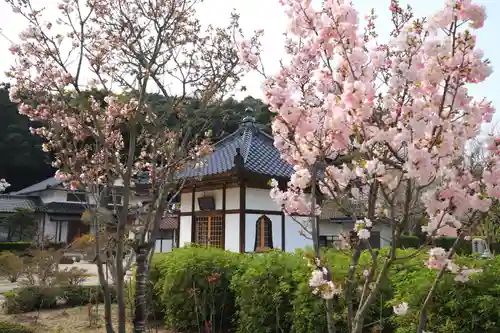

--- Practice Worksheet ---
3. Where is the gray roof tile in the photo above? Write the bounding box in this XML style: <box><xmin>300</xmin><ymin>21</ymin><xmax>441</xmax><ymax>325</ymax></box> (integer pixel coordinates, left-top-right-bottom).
<box><xmin>13</xmin><ymin>177</ymin><xmax>61</xmax><ymax>195</ymax></box>
<box><xmin>178</xmin><ymin>120</ymin><xmax>294</xmax><ymax>179</ymax></box>
<box><xmin>0</xmin><ymin>195</ymin><xmax>40</xmax><ymax>212</ymax></box>
<box><xmin>39</xmin><ymin>202</ymin><xmax>88</xmax><ymax>214</ymax></box>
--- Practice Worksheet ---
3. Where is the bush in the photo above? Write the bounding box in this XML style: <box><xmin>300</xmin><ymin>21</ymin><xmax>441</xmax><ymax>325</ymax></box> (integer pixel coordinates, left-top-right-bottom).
<box><xmin>0</xmin><ymin>321</ymin><xmax>35</xmax><ymax>333</ymax></box>
<box><xmin>147</xmin><ymin>247</ymin><xmax>500</xmax><ymax>333</ymax></box>
<box><xmin>3</xmin><ymin>286</ymin><xmax>60</xmax><ymax>313</ymax></box>
<box><xmin>231</xmin><ymin>251</ymin><xmax>305</xmax><ymax>333</ymax></box>
<box><xmin>0</xmin><ymin>241</ymin><xmax>31</xmax><ymax>252</ymax></box>
<box><xmin>156</xmin><ymin>246</ymin><xmax>241</xmax><ymax>333</ymax></box>
<box><xmin>0</xmin><ymin>251</ymin><xmax>24</xmax><ymax>282</ymax></box>
<box><xmin>391</xmin><ymin>256</ymin><xmax>500</xmax><ymax>333</ymax></box>
<box><xmin>3</xmin><ymin>285</ymin><xmax>117</xmax><ymax>313</ymax></box>
<box><xmin>399</xmin><ymin>236</ymin><xmax>421</xmax><ymax>249</ymax></box>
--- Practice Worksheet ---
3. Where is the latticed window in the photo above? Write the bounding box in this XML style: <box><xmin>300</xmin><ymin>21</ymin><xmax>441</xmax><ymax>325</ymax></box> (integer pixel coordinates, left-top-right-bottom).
<box><xmin>254</xmin><ymin>216</ymin><xmax>273</xmax><ymax>252</ymax></box>
<box><xmin>194</xmin><ymin>215</ymin><xmax>224</xmax><ymax>248</ymax></box>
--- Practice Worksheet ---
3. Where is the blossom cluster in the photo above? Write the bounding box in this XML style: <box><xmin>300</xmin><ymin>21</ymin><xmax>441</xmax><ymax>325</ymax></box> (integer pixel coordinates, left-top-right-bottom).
<box><xmin>425</xmin><ymin>247</ymin><xmax>482</xmax><ymax>282</ymax></box>
<box><xmin>0</xmin><ymin>179</ymin><xmax>10</xmax><ymax>192</ymax></box>
<box><xmin>244</xmin><ymin>0</ymin><xmax>497</xmax><ymax>244</ymax></box>
<box><xmin>307</xmin><ymin>258</ymin><xmax>342</xmax><ymax>300</ymax></box>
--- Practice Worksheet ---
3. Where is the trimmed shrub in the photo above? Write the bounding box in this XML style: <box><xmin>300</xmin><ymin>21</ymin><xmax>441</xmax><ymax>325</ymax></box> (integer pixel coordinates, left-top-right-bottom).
<box><xmin>0</xmin><ymin>241</ymin><xmax>31</xmax><ymax>252</ymax></box>
<box><xmin>3</xmin><ymin>286</ymin><xmax>60</xmax><ymax>313</ymax></box>
<box><xmin>230</xmin><ymin>250</ymin><xmax>306</xmax><ymax>333</ymax></box>
<box><xmin>156</xmin><ymin>246</ymin><xmax>241</xmax><ymax>333</ymax></box>
<box><xmin>3</xmin><ymin>285</ymin><xmax>117</xmax><ymax>313</ymax></box>
<box><xmin>0</xmin><ymin>321</ymin><xmax>35</xmax><ymax>333</ymax></box>
<box><xmin>0</xmin><ymin>251</ymin><xmax>24</xmax><ymax>282</ymax></box>
<box><xmin>391</xmin><ymin>255</ymin><xmax>500</xmax><ymax>333</ymax></box>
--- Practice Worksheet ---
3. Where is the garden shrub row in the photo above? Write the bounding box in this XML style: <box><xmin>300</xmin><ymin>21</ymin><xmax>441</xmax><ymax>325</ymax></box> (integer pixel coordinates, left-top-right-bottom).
<box><xmin>399</xmin><ymin>235</ymin><xmax>500</xmax><ymax>254</ymax></box>
<box><xmin>0</xmin><ymin>321</ymin><xmax>35</xmax><ymax>333</ymax></box>
<box><xmin>149</xmin><ymin>246</ymin><xmax>500</xmax><ymax>333</ymax></box>
<box><xmin>3</xmin><ymin>285</ymin><xmax>117</xmax><ymax>314</ymax></box>
<box><xmin>0</xmin><ymin>241</ymin><xmax>65</xmax><ymax>253</ymax></box>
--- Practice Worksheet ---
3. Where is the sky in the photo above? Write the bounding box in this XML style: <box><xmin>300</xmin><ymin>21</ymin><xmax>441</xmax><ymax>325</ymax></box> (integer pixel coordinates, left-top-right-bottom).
<box><xmin>0</xmin><ymin>0</ymin><xmax>499</xmax><ymax>129</ymax></box>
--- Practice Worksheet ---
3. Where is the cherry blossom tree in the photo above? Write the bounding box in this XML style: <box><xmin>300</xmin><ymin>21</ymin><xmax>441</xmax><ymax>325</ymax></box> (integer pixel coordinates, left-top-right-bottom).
<box><xmin>0</xmin><ymin>179</ymin><xmax>10</xmax><ymax>192</ymax></box>
<box><xmin>4</xmin><ymin>0</ymin><xmax>253</xmax><ymax>332</ymax></box>
<box><xmin>240</xmin><ymin>0</ymin><xmax>498</xmax><ymax>332</ymax></box>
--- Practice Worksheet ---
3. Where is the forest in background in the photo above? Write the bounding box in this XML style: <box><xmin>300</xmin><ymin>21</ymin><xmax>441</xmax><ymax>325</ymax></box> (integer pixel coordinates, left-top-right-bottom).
<box><xmin>0</xmin><ymin>84</ymin><xmax>273</xmax><ymax>191</ymax></box>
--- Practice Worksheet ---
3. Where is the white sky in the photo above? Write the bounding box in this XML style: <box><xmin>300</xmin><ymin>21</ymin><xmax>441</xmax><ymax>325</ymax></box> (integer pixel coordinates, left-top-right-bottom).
<box><xmin>0</xmin><ymin>0</ymin><xmax>499</xmax><ymax>127</ymax></box>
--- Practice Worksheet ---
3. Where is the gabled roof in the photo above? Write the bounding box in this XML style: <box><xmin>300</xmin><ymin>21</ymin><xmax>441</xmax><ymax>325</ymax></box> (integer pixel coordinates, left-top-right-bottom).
<box><xmin>178</xmin><ymin>118</ymin><xmax>294</xmax><ymax>179</ymax></box>
<box><xmin>13</xmin><ymin>177</ymin><xmax>62</xmax><ymax>195</ymax></box>
<box><xmin>0</xmin><ymin>195</ymin><xmax>41</xmax><ymax>213</ymax></box>
<box><xmin>38</xmin><ymin>202</ymin><xmax>88</xmax><ymax>214</ymax></box>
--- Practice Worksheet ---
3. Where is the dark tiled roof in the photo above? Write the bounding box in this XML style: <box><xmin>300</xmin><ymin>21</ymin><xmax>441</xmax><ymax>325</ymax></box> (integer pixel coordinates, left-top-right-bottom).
<box><xmin>13</xmin><ymin>177</ymin><xmax>62</xmax><ymax>195</ymax></box>
<box><xmin>159</xmin><ymin>214</ymin><xmax>179</xmax><ymax>230</ymax></box>
<box><xmin>178</xmin><ymin>119</ymin><xmax>294</xmax><ymax>179</ymax></box>
<box><xmin>0</xmin><ymin>195</ymin><xmax>41</xmax><ymax>213</ymax></box>
<box><xmin>39</xmin><ymin>202</ymin><xmax>88</xmax><ymax>214</ymax></box>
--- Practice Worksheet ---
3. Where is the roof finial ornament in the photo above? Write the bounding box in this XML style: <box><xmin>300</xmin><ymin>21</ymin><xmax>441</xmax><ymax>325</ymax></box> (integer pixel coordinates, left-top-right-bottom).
<box><xmin>241</xmin><ymin>106</ymin><xmax>256</xmax><ymax>125</ymax></box>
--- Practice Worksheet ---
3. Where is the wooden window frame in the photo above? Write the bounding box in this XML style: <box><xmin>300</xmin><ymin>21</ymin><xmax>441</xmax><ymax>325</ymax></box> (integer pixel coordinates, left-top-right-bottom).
<box><xmin>254</xmin><ymin>215</ymin><xmax>273</xmax><ymax>252</ymax></box>
<box><xmin>194</xmin><ymin>214</ymin><xmax>224</xmax><ymax>249</ymax></box>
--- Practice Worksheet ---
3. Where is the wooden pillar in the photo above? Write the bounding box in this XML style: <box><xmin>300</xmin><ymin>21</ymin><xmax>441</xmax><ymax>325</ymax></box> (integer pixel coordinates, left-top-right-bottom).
<box><xmin>222</xmin><ymin>182</ymin><xmax>226</xmax><ymax>250</ymax></box>
<box><xmin>190</xmin><ymin>185</ymin><xmax>196</xmax><ymax>243</ymax></box>
<box><xmin>239</xmin><ymin>181</ymin><xmax>246</xmax><ymax>253</ymax></box>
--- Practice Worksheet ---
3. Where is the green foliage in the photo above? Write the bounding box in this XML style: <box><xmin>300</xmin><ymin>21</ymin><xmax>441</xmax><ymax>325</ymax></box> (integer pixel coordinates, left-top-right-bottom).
<box><xmin>3</xmin><ymin>285</ymin><xmax>117</xmax><ymax>313</ymax></box>
<box><xmin>0</xmin><ymin>241</ymin><xmax>31</xmax><ymax>252</ymax></box>
<box><xmin>0</xmin><ymin>320</ymin><xmax>35</xmax><ymax>333</ymax></box>
<box><xmin>0</xmin><ymin>208</ymin><xmax>37</xmax><ymax>242</ymax></box>
<box><xmin>154</xmin><ymin>246</ymin><xmax>240</xmax><ymax>333</ymax></box>
<box><xmin>146</xmin><ymin>248</ymin><xmax>499</xmax><ymax>333</ymax></box>
<box><xmin>399</xmin><ymin>236</ymin><xmax>421</xmax><ymax>249</ymax></box>
<box><xmin>391</xmin><ymin>256</ymin><xmax>500</xmax><ymax>333</ymax></box>
<box><xmin>3</xmin><ymin>286</ymin><xmax>60</xmax><ymax>313</ymax></box>
<box><xmin>0</xmin><ymin>83</ymin><xmax>55</xmax><ymax>191</ymax></box>
<box><xmin>230</xmin><ymin>250</ymin><xmax>304</xmax><ymax>333</ymax></box>
<box><xmin>0</xmin><ymin>251</ymin><xmax>24</xmax><ymax>282</ymax></box>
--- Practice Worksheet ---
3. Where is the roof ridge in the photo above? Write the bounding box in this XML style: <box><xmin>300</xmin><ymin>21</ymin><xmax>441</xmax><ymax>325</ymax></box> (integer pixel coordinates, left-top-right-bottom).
<box><xmin>213</xmin><ymin>127</ymin><xmax>244</xmax><ymax>147</ymax></box>
<box><xmin>241</xmin><ymin>127</ymin><xmax>254</xmax><ymax>163</ymax></box>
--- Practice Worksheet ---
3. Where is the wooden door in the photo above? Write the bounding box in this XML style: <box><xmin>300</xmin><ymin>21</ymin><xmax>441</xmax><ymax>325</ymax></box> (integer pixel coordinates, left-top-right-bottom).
<box><xmin>194</xmin><ymin>215</ymin><xmax>223</xmax><ymax>248</ymax></box>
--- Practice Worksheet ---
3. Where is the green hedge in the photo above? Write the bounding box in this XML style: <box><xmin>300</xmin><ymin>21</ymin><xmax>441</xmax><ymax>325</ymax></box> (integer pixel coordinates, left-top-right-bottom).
<box><xmin>154</xmin><ymin>246</ymin><xmax>240</xmax><ymax>333</ymax></box>
<box><xmin>3</xmin><ymin>285</ymin><xmax>117</xmax><ymax>314</ymax></box>
<box><xmin>391</xmin><ymin>256</ymin><xmax>500</xmax><ymax>333</ymax></box>
<box><xmin>399</xmin><ymin>236</ymin><xmax>500</xmax><ymax>255</ymax></box>
<box><xmin>0</xmin><ymin>241</ymin><xmax>66</xmax><ymax>254</ymax></box>
<box><xmin>0</xmin><ymin>321</ymin><xmax>35</xmax><ymax>333</ymax></box>
<box><xmin>148</xmin><ymin>247</ymin><xmax>500</xmax><ymax>333</ymax></box>
<box><xmin>0</xmin><ymin>242</ymin><xmax>32</xmax><ymax>252</ymax></box>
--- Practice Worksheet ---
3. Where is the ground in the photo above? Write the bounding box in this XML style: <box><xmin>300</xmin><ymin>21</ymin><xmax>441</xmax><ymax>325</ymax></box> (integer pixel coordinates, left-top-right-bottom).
<box><xmin>0</xmin><ymin>305</ymin><xmax>171</xmax><ymax>333</ymax></box>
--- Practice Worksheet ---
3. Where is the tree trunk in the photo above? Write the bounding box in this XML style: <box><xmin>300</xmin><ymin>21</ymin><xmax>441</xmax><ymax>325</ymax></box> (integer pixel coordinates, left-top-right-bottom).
<box><xmin>115</xmin><ymin>232</ymin><xmax>126</xmax><ymax>333</ymax></box>
<box><xmin>96</xmin><ymin>256</ymin><xmax>115</xmax><ymax>333</ymax></box>
<box><xmin>133</xmin><ymin>244</ymin><xmax>150</xmax><ymax>333</ymax></box>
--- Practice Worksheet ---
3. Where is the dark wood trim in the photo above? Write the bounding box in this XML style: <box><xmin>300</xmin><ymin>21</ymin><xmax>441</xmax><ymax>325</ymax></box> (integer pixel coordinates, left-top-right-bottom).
<box><xmin>281</xmin><ymin>212</ymin><xmax>286</xmax><ymax>251</ymax></box>
<box><xmin>190</xmin><ymin>185</ymin><xmax>196</xmax><ymax>243</ymax></box>
<box><xmin>180</xmin><ymin>208</ymin><xmax>285</xmax><ymax>217</ymax></box>
<box><xmin>222</xmin><ymin>182</ymin><xmax>226</xmax><ymax>250</ymax></box>
<box><xmin>239</xmin><ymin>181</ymin><xmax>245</xmax><ymax>253</ymax></box>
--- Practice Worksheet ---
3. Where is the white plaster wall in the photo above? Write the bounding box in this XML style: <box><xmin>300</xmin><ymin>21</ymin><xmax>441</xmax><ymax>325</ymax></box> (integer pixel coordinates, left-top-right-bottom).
<box><xmin>39</xmin><ymin>189</ymin><xmax>68</xmax><ymax>203</ymax></box>
<box><xmin>245</xmin><ymin>188</ymin><xmax>279</xmax><ymax>211</ymax></box>
<box><xmin>38</xmin><ymin>188</ymin><xmax>97</xmax><ymax>205</ymax></box>
<box><xmin>180</xmin><ymin>192</ymin><xmax>192</xmax><ymax>212</ymax></box>
<box><xmin>179</xmin><ymin>215</ymin><xmax>192</xmax><ymax>247</ymax></box>
<box><xmin>245</xmin><ymin>213</ymin><xmax>282</xmax><ymax>252</ymax></box>
<box><xmin>225</xmin><ymin>213</ymin><xmax>240</xmax><ymax>251</ymax></box>
<box><xmin>193</xmin><ymin>189</ymin><xmax>223</xmax><ymax>210</ymax></box>
<box><xmin>225</xmin><ymin>187</ymin><xmax>239</xmax><ymax>210</ymax></box>
<box><xmin>154</xmin><ymin>239</ymin><xmax>173</xmax><ymax>253</ymax></box>
<box><xmin>319</xmin><ymin>220</ymin><xmax>392</xmax><ymax>248</ymax></box>
<box><xmin>285</xmin><ymin>216</ymin><xmax>313</xmax><ymax>252</ymax></box>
